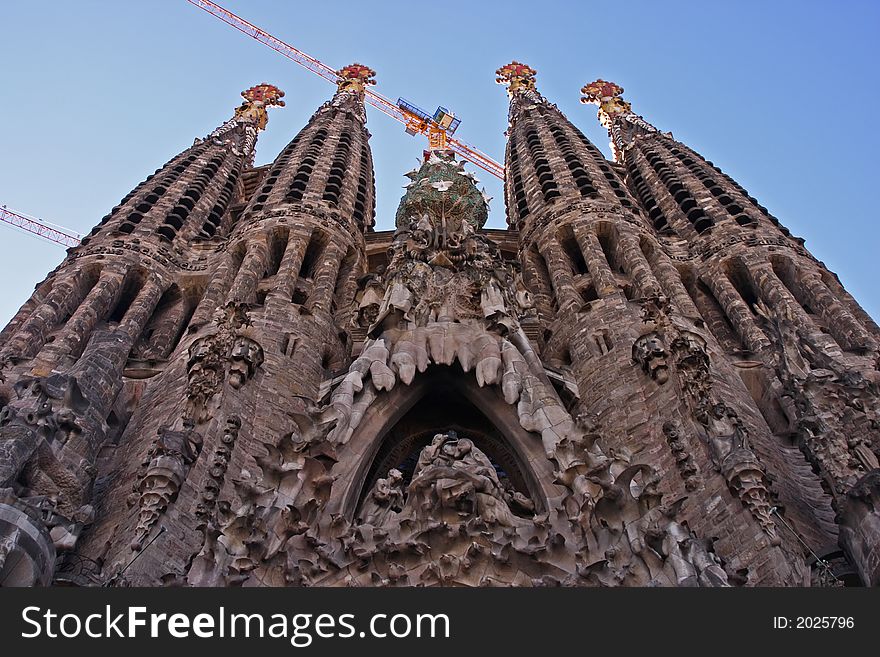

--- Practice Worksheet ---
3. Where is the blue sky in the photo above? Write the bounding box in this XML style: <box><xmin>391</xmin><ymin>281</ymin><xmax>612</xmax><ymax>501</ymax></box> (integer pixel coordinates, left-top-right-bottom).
<box><xmin>0</xmin><ymin>0</ymin><xmax>878</xmax><ymax>325</ymax></box>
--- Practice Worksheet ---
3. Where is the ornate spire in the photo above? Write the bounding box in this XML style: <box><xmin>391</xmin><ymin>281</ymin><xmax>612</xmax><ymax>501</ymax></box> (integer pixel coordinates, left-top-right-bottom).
<box><xmin>233</xmin><ymin>83</ymin><xmax>285</xmax><ymax>131</ymax></box>
<box><xmin>580</xmin><ymin>78</ymin><xmax>658</xmax><ymax>160</ymax></box>
<box><xmin>580</xmin><ymin>79</ymin><xmax>631</xmax><ymax>129</ymax></box>
<box><xmin>495</xmin><ymin>61</ymin><xmax>538</xmax><ymax>96</ymax></box>
<box><xmin>335</xmin><ymin>63</ymin><xmax>376</xmax><ymax>96</ymax></box>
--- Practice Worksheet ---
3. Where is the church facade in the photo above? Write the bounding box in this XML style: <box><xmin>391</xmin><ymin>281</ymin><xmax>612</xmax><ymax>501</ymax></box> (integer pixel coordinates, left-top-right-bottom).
<box><xmin>0</xmin><ymin>63</ymin><xmax>878</xmax><ymax>587</ymax></box>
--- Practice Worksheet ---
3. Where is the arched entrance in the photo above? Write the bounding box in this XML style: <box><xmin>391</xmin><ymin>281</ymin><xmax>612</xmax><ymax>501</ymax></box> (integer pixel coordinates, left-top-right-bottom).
<box><xmin>325</xmin><ymin>365</ymin><xmax>564</xmax><ymax>520</ymax></box>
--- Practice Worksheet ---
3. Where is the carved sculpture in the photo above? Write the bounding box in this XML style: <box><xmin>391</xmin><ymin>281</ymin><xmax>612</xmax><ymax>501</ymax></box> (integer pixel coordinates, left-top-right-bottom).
<box><xmin>195</xmin><ymin>415</ymin><xmax>241</xmax><ymax>528</ymax></box>
<box><xmin>131</xmin><ymin>422</ymin><xmax>202</xmax><ymax>551</ymax></box>
<box><xmin>228</xmin><ymin>334</ymin><xmax>264</xmax><ymax>389</ymax></box>
<box><xmin>662</xmin><ymin>420</ymin><xmax>700</xmax><ymax>491</ymax></box>
<box><xmin>633</xmin><ymin>331</ymin><xmax>670</xmax><ymax>383</ymax></box>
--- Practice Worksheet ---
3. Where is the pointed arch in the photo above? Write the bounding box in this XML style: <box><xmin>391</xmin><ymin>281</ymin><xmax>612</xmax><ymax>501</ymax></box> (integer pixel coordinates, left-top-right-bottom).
<box><xmin>324</xmin><ymin>366</ymin><xmax>565</xmax><ymax>521</ymax></box>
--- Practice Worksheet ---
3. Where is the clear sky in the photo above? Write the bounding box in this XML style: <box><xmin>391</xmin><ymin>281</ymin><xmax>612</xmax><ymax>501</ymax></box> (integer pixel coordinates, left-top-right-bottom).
<box><xmin>0</xmin><ymin>0</ymin><xmax>878</xmax><ymax>326</ymax></box>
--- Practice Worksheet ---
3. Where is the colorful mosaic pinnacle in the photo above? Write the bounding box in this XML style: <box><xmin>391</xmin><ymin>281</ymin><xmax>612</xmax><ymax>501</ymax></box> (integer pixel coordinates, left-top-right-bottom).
<box><xmin>495</xmin><ymin>61</ymin><xmax>537</xmax><ymax>95</ymax></box>
<box><xmin>335</xmin><ymin>63</ymin><xmax>377</xmax><ymax>95</ymax></box>
<box><xmin>581</xmin><ymin>78</ymin><xmax>633</xmax><ymax>126</ymax></box>
<box><xmin>233</xmin><ymin>83</ymin><xmax>285</xmax><ymax>131</ymax></box>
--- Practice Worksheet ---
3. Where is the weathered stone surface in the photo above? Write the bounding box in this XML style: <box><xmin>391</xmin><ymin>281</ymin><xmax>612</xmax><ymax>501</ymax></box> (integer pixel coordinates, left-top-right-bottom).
<box><xmin>0</xmin><ymin>67</ymin><xmax>876</xmax><ymax>587</ymax></box>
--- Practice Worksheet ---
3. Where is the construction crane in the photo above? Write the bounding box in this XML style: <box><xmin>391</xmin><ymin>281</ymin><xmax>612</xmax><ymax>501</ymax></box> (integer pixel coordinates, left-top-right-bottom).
<box><xmin>0</xmin><ymin>205</ymin><xmax>81</xmax><ymax>248</ymax></box>
<box><xmin>185</xmin><ymin>0</ymin><xmax>505</xmax><ymax>180</ymax></box>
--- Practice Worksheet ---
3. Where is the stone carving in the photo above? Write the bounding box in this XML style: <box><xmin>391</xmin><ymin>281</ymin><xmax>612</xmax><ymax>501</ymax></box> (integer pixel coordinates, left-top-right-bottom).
<box><xmin>131</xmin><ymin>422</ymin><xmax>203</xmax><ymax>551</ymax></box>
<box><xmin>353</xmin><ymin>268</ymin><xmax>385</xmax><ymax>329</ymax></box>
<box><xmin>578</xmin><ymin>465</ymin><xmax>729</xmax><ymax>587</ymax></box>
<box><xmin>758</xmin><ymin>302</ymin><xmax>880</xmax><ymax>495</ymax></box>
<box><xmin>195</xmin><ymin>415</ymin><xmax>241</xmax><ymax>528</ymax></box>
<box><xmin>185</xmin><ymin>304</ymin><xmax>263</xmax><ymax>422</ymax></box>
<box><xmin>357</xmin><ymin>468</ymin><xmax>404</xmax><ymax>527</ymax></box>
<box><xmin>0</xmin><ymin>375</ymin><xmax>96</xmax><ymax>529</ymax></box>
<box><xmin>632</xmin><ymin>331</ymin><xmax>669</xmax><ymax>383</ymax></box>
<box><xmin>186</xmin><ymin>336</ymin><xmax>231</xmax><ymax>425</ymax></box>
<box><xmin>699</xmin><ymin>401</ymin><xmax>779</xmax><ymax>544</ymax></box>
<box><xmin>662</xmin><ymin>420</ymin><xmax>700</xmax><ymax>491</ymax></box>
<box><xmin>402</xmin><ymin>433</ymin><xmax>522</xmax><ymax>528</ymax></box>
<box><xmin>228</xmin><ymin>333</ymin><xmax>264</xmax><ymax>389</ymax></box>
<box><xmin>669</xmin><ymin>326</ymin><xmax>779</xmax><ymax>542</ymax></box>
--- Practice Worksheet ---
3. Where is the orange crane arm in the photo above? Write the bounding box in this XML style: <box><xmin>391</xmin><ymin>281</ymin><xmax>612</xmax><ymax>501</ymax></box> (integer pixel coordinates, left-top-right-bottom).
<box><xmin>185</xmin><ymin>0</ymin><xmax>506</xmax><ymax>180</ymax></box>
<box><xmin>0</xmin><ymin>205</ymin><xmax>81</xmax><ymax>248</ymax></box>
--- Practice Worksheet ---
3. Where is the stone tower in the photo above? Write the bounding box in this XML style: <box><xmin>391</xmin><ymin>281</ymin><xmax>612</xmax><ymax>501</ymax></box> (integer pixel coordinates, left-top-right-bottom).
<box><xmin>0</xmin><ymin>62</ymin><xmax>877</xmax><ymax>588</ymax></box>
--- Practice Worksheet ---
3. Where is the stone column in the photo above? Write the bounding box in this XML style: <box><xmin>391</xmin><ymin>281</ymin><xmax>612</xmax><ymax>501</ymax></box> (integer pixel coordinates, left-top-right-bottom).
<box><xmin>617</xmin><ymin>233</ymin><xmax>660</xmax><ymax>298</ymax></box>
<box><xmin>644</xmin><ymin>249</ymin><xmax>700</xmax><ymax>318</ymax></box>
<box><xmin>334</xmin><ymin>251</ymin><xmax>364</xmax><ymax>325</ymax></box>
<box><xmin>35</xmin><ymin>268</ymin><xmax>126</xmax><ymax>363</ymax></box>
<box><xmin>539</xmin><ymin>239</ymin><xmax>582</xmax><ymax>311</ymax></box>
<box><xmin>308</xmin><ymin>242</ymin><xmax>344</xmax><ymax>314</ymax></box>
<box><xmin>750</xmin><ymin>266</ymin><xmax>815</xmax><ymax>335</ymax></box>
<box><xmin>117</xmin><ymin>277</ymin><xmax>168</xmax><ymax>348</ymax></box>
<box><xmin>798</xmin><ymin>272</ymin><xmax>875</xmax><ymax>350</ymax></box>
<box><xmin>190</xmin><ymin>251</ymin><xmax>240</xmax><ymax>329</ymax></box>
<box><xmin>575</xmin><ymin>229</ymin><xmax>617</xmax><ymax>296</ymax></box>
<box><xmin>702</xmin><ymin>271</ymin><xmax>770</xmax><ymax>352</ymax></box>
<box><xmin>523</xmin><ymin>248</ymin><xmax>555</xmax><ymax>319</ymax></box>
<box><xmin>819</xmin><ymin>272</ymin><xmax>880</xmax><ymax>336</ymax></box>
<box><xmin>275</xmin><ymin>230</ymin><xmax>311</xmax><ymax>301</ymax></box>
<box><xmin>1</xmin><ymin>273</ymin><xmax>88</xmax><ymax>361</ymax></box>
<box><xmin>143</xmin><ymin>297</ymin><xmax>190</xmax><ymax>359</ymax></box>
<box><xmin>226</xmin><ymin>237</ymin><xmax>270</xmax><ymax>305</ymax></box>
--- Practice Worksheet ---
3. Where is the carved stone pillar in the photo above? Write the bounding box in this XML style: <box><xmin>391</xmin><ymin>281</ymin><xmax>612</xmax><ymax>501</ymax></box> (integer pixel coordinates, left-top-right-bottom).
<box><xmin>275</xmin><ymin>230</ymin><xmax>310</xmax><ymax>301</ymax></box>
<box><xmin>645</xmin><ymin>249</ymin><xmax>700</xmax><ymax>318</ymax></box>
<box><xmin>140</xmin><ymin>296</ymin><xmax>190</xmax><ymax>359</ymax></box>
<box><xmin>36</xmin><ymin>268</ymin><xmax>125</xmax><ymax>364</ymax></box>
<box><xmin>540</xmin><ymin>239</ymin><xmax>582</xmax><ymax>310</ymax></box>
<box><xmin>750</xmin><ymin>266</ymin><xmax>815</xmax><ymax>336</ymax></box>
<box><xmin>523</xmin><ymin>248</ymin><xmax>555</xmax><ymax>318</ymax></box>
<box><xmin>701</xmin><ymin>272</ymin><xmax>770</xmax><ymax>352</ymax></box>
<box><xmin>819</xmin><ymin>271</ymin><xmax>880</xmax><ymax>335</ymax></box>
<box><xmin>226</xmin><ymin>237</ymin><xmax>270</xmax><ymax>305</ymax></box>
<box><xmin>574</xmin><ymin>229</ymin><xmax>617</xmax><ymax>296</ymax></box>
<box><xmin>1</xmin><ymin>273</ymin><xmax>87</xmax><ymax>362</ymax></box>
<box><xmin>308</xmin><ymin>242</ymin><xmax>344</xmax><ymax>314</ymax></box>
<box><xmin>798</xmin><ymin>272</ymin><xmax>875</xmax><ymax>350</ymax></box>
<box><xmin>190</xmin><ymin>251</ymin><xmax>240</xmax><ymax>329</ymax></box>
<box><xmin>618</xmin><ymin>233</ymin><xmax>660</xmax><ymax>298</ymax></box>
<box><xmin>117</xmin><ymin>277</ymin><xmax>168</xmax><ymax>348</ymax></box>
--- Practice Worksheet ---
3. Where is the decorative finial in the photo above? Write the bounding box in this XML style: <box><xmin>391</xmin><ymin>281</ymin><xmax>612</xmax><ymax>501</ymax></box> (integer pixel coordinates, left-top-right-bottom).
<box><xmin>495</xmin><ymin>61</ymin><xmax>537</xmax><ymax>95</ymax></box>
<box><xmin>234</xmin><ymin>83</ymin><xmax>285</xmax><ymax>131</ymax></box>
<box><xmin>580</xmin><ymin>79</ymin><xmax>631</xmax><ymax>127</ymax></box>
<box><xmin>336</xmin><ymin>63</ymin><xmax>377</xmax><ymax>95</ymax></box>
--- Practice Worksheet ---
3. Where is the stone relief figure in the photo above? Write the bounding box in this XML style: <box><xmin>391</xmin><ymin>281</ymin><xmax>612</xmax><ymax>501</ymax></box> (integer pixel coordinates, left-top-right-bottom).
<box><xmin>632</xmin><ymin>331</ymin><xmax>670</xmax><ymax>384</ymax></box>
<box><xmin>662</xmin><ymin>419</ymin><xmax>700</xmax><ymax>491</ymax></box>
<box><xmin>185</xmin><ymin>304</ymin><xmax>261</xmax><ymax>421</ymax></box>
<box><xmin>402</xmin><ymin>432</ymin><xmax>521</xmax><ymax>528</ymax></box>
<box><xmin>186</xmin><ymin>335</ymin><xmax>228</xmax><ymax>424</ymax></box>
<box><xmin>702</xmin><ymin>401</ymin><xmax>749</xmax><ymax>467</ymax></box>
<box><xmin>357</xmin><ymin>468</ymin><xmax>404</xmax><ymax>526</ymax></box>
<box><xmin>698</xmin><ymin>401</ymin><xmax>779</xmax><ymax>545</ymax></box>
<box><xmin>228</xmin><ymin>334</ymin><xmax>264</xmax><ymax>389</ymax></box>
<box><xmin>354</xmin><ymin>267</ymin><xmax>386</xmax><ymax>329</ymax></box>
<box><xmin>848</xmin><ymin>435</ymin><xmax>879</xmax><ymax>472</ymax></box>
<box><xmin>131</xmin><ymin>423</ymin><xmax>203</xmax><ymax>551</ymax></box>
